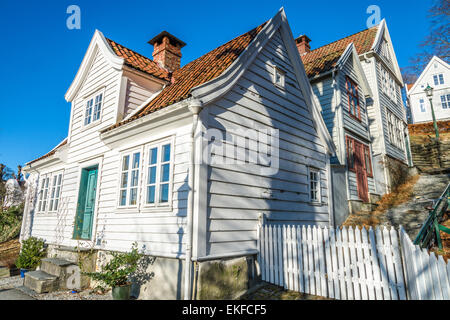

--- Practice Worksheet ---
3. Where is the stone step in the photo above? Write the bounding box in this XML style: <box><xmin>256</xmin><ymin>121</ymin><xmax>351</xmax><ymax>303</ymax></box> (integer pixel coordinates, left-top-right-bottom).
<box><xmin>40</xmin><ymin>258</ymin><xmax>84</xmax><ymax>290</ymax></box>
<box><xmin>40</xmin><ymin>258</ymin><xmax>75</xmax><ymax>277</ymax></box>
<box><xmin>24</xmin><ymin>270</ymin><xmax>58</xmax><ymax>294</ymax></box>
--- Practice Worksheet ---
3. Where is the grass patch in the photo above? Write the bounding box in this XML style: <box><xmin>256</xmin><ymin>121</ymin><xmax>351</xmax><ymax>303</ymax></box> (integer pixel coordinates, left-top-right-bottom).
<box><xmin>343</xmin><ymin>175</ymin><xmax>420</xmax><ymax>228</ymax></box>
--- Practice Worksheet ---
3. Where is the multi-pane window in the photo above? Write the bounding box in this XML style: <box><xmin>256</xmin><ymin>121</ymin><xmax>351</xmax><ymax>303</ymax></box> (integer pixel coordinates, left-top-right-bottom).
<box><xmin>84</xmin><ymin>93</ymin><xmax>103</xmax><ymax>125</ymax></box>
<box><xmin>309</xmin><ymin>168</ymin><xmax>320</xmax><ymax>203</ymax></box>
<box><xmin>346</xmin><ymin>76</ymin><xmax>360</xmax><ymax>120</ymax></box>
<box><xmin>440</xmin><ymin>94</ymin><xmax>450</xmax><ymax>109</ymax></box>
<box><xmin>381</xmin><ymin>66</ymin><xmax>397</xmax><ymax>102</ymax></box>
<box><xmin>37</xmin><ymin>176</ymin><xmax>50</xmax><ymax>213</ymax></box>
<box><xmin>119</xmin><ymin>152</ymin><xmax>141</xmax><ymax>207</ymax></box>
<box><xmin>434</xmin><ymin>74</ymin><xmax>444</xmax><ymax>86</ymax></box>
<box><xmin>48</xmin><ymin>173</ymin><xmax>63</xmax><ymax>212</ymax></box>
<box><xmin>419</xmin><ymin>99</ymin><xmax>426</xmax><ymax>112</ymax></box>
<box><xmin>387</xmin><ymin>110</ymin><xmax>404</xmax><ymax>150</ymax></box>
<box><xmin>145</xmin><ymin>143</ymin><xmax>172</xmax><ymax>206</ymax></box>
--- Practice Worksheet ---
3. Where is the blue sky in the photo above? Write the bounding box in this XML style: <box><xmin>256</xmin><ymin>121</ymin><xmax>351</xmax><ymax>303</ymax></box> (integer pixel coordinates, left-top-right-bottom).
<box><xmin>0</xmin><ymin>0</ymin><xmax>430</xmax><ymax>171</ymax></box>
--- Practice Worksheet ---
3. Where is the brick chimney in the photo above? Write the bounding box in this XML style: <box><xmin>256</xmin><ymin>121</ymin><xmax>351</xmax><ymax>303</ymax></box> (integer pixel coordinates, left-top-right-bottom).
<box><xmin>148</xmin><ymin>31</ymin><xmax>186</xmax><ymax>72</ymax></box>
<box><xmin>295</xmin><ymin>35</ymin><xmax>311</xmax><ymax>56</ymax></box>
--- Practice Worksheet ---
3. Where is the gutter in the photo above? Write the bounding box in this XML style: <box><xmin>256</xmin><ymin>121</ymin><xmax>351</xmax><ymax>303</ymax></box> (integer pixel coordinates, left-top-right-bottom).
<box><xmin>184</xmin><ymin>99</ymin><xmax>203</xmax><ymax>300</ymax></box>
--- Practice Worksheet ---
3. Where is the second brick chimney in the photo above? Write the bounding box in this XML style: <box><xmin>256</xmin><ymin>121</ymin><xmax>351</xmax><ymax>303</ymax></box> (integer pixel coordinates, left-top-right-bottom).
<box><xmin>149</xmin><ymin>31</ymin><xmax>186</xmax><ymax>72</ymax></box>
<box><xmin>295</xmin><ymin>35</ymin><xmax>312</xmax><ymax>56</ymax></box>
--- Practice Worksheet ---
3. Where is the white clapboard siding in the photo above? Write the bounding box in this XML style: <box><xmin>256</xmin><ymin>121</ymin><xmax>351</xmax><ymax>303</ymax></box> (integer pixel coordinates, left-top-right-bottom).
<box><xmin>206</xmin><ymin>29</ymin><xmax>330</xmax><ymax>257</ymax></box>
<box><xmin>257</xmin><ymin>224</ymin><xmax>450</xmax><ymax>300</ymax></box>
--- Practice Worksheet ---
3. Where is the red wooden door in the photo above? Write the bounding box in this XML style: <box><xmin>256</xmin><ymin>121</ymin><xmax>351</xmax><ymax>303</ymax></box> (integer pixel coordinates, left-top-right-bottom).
<box><xmin>354</xmin><ymin>141</ymin><xmax>369</xmax><ymax>203</ymax></box>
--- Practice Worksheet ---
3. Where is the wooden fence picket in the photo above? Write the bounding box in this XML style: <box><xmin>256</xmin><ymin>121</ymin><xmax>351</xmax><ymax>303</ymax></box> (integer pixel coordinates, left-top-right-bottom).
<box><xmin>277</xmin><ymin>226</ymin><xmax>284</xmax><ymax>287</ymax></box>
<box><xmin>355</xmin><ymin>227</ymin><xmax>367</xmax><ymax>300</ymax></box>
<box><xmin>390</xmin><ymin>228</ymin><xmax>406</xmax><ymax>300</ymax></box>
<box><xmin>348</xmin><ymin>226</ymin><xmax>360</xmax><ymax>300</ymax></box>
<box><xmin>296</xmin><ymin>226</ymin><xmax>304</xmax><ymax>293</ymax></box>
<box><xmin>302</xmin><ymin>226</ymin><xmax>309</xmax><ymax>295</ymax></box>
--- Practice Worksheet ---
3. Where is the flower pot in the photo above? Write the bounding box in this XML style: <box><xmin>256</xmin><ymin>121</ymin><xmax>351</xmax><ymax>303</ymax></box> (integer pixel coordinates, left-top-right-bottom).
<box><xmin>112</xmin><ymin>283</ymin><xmax>131</xmax><ymax>300</ymax></box>
<box><xmin>20</xmin><ymin>269</ymin><xmax>30</xmax><ymax>278</ymax></box>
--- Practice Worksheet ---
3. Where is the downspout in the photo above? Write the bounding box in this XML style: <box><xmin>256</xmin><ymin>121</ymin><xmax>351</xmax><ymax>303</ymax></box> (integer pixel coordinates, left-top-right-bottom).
<box><xmin>184</xmin><ymin>100</ymin><xmax>203</xmax><ymax>300</ymax></box>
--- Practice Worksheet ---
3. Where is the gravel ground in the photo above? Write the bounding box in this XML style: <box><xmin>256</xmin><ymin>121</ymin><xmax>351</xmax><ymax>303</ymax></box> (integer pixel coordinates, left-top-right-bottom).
<box><xmin>0</xmin><ymin>275</ymin><xmax>112</xmax><ymax>300</ymax></box>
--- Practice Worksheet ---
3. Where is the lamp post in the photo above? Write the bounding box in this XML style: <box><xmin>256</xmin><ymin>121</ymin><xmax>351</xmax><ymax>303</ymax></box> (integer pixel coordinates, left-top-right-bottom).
<box><xmin>424</xmin><ymin>84</ymin><xmax>439</xmax><ymax>140</ymax></box>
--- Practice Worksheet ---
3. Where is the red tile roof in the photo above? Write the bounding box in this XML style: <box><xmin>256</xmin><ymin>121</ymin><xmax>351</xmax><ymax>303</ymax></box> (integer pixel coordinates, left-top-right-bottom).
<box><xmin>103</xmin><ymin>22</ymin><xmax>266</xmax><ymax>133</ymax></box>
<box><xmin>301</xmin><ymin>26</ymin><xmax>379</xmax><ymax>78</ymax></box>
<box><xmin>107</xmin><ymin>39</ymin><xmax>171</xmax><ymax>81</ymax></box>
<box><xmin>27</xmin><ymin>139</ymin><xmax>68</xmax><ymax>165</ymax></box>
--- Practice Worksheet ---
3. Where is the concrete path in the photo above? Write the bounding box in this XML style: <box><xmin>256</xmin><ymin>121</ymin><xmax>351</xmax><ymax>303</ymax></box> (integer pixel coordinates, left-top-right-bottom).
<box><xmin>0</xmin><ymin>288</ymin><xmax>35</xmax><ymax>300</ymax></box>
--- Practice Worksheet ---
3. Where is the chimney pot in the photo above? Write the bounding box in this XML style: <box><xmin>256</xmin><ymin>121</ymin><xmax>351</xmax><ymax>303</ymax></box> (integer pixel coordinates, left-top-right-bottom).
<box><xmin>148</xmin><ymin>31</ymin><xmax>186</xmax><ymax>72</ymax></box>
<box><xmin>295</xmin><ymin>35</ymin><xmax>312</xmax><ymax>56</ymax></box>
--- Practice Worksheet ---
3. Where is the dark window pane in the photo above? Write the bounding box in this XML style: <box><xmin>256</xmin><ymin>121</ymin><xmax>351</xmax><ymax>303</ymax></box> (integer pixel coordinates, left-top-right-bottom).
<box><xmin>147</xmin><ymin>186</ymin><xmax>155</xmax><ymax>204</ymax></box>
<box><xmin>150</xmin><ymin>148</ymin><xmax>158</xmax><ymax>165</ymax></box>
<box><xmin>162</xmin><ymin>144</ymin><xmax>171</xmax><ymax>162</ymax></box>
<box><xmin>148</xmin><ymin>166</ymin><xmax>156</xmax><ymax>184</ymax></box>
<box><xmin>161</xmin><ymin>164</ymin><xmax>170</xmax><ymax>182</ymax></box>
<box><xmin>160</xmin><ymin>184</ymin><xmax>169</xmax><ymax>203</ymax></box>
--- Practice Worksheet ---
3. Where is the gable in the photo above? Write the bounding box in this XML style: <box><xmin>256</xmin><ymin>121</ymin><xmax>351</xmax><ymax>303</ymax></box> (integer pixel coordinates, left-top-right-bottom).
<box><xmin>408</xmin><ymin>56</ymin><xmax>450</xmax><ymax>95</ymax></box>
<box><xmin>337</xmin><ymin>44</ymin><xmax>373</xmax><ymax>97</ymax></box>
<box><xmin>65</xmin><ymin>30</ymin><xmax>124</xmax><ymax>102</ymax></box>
<box><xmin>371</xmin><ymin>20</ymin><xmax>404</xmax><ymax>86</ymax></box>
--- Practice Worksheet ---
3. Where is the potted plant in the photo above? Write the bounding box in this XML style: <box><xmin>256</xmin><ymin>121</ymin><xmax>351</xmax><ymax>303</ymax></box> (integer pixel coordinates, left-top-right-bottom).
<box><xmin>84</xmin><ymin>242</ymin><xmax>143</xmax><ymax>300</ymax></box>
<box><xmin>15</xmin><ymin>237</ymin><xmax>46</xmax><ymax>277</ymax></box>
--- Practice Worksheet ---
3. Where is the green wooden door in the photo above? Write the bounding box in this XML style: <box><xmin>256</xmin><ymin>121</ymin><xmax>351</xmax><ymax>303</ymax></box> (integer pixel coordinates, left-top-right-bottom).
<box><xmin>73</xmin><ymin>166</ymin><xmax>98</xmax><ymax>240</ymax></box>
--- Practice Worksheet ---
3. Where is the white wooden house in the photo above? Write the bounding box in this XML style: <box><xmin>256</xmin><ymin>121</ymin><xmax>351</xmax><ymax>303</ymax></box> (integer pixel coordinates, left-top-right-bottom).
<box><xmin>406</xmin><ymin>56</ymin><xmax>450</xmax><ymax>124</ymax></box>
<box><xmin>20</xmin><ymin>8</ymin><xmax>335</xmax><ymax>299</ymax></box>
<box><xmin>298</xmin><ymin>20</ymin><xmax>411</xmax><ymax>205</ymax></box>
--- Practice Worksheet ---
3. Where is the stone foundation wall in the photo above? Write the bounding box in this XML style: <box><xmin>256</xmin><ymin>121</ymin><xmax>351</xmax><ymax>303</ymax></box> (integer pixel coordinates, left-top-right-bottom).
<box><xmin>410</xmin><ymin>140</ymin><xmax>450</xmax><ymax>171</ymax></box>
<box><xmin>196</xmin><ymin>255</ymin><xmax>258</xmax><ymax>300</ymax></box>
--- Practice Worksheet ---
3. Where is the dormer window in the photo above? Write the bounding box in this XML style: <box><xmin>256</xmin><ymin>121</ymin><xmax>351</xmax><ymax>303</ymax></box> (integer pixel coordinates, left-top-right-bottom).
<box><xmin>273</xmin><ymin>66</ymin><xmax>285</xmax><ymax>88</ymax></box>
<box><xmin>84</xmin><ymin>93</ymin><xmax>103</xmax><ymax>126</ymax></box>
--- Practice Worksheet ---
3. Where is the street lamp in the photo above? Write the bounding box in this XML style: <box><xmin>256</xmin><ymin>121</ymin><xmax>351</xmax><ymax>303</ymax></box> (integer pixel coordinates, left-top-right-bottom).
<box><xmin>424</xmin><ymin>84</ymin><xmax>439</xmax><ymax>140</ymax></box>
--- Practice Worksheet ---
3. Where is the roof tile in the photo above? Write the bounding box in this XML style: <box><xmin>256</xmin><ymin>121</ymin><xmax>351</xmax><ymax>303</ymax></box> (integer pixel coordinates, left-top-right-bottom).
<box><xmin>301</xmin><ymin>26</ymin><xmax>379</xmax><ymax>78</ymax></box>
<box><xmin>103</xmin><ymin>22</ymin><xmax>266</xmax><ymax>133</ymax></box>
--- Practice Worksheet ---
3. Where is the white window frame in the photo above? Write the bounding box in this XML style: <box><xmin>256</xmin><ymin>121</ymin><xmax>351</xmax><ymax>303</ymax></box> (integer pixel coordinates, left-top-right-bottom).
<box><xmin>117</xmin><ymin>148</ymin><xmax>143</xmax><ymax>209</ymax></box>
<box><xmin>419</xmin><ymin>98</ymin><xmax>426</xmax><ymax>113</ymax></box>
<box><xmin>433</xmin><ymin>73</ymin><xmax>444</xmax><ymax>86</ymax></box>
<box><xmin>272</xmin><ymin>66</ymin><xmax>286</xmax><ymax>89</ymax></box>
<box><xmin>308</xmin><ymin>167</ymin><xmax>321</xmax><ymax>204</ymax></box>
<box><xmin>83</xmin><ymin>89</ymin><xmax>105</xmax><ymax>127</ymax></box>
<box><xmin>48</xmin><ymin>171</ymin><xmax>64</xmax><ymax>213</ymax></box>
<box><xmin>37</xmin><ymin>174</ymin><xmax>50</xmax><ymax>213</ymax></box>
<box><xmin>440</xmin><ymin>94</ymin><xmax>450</xmax><ymax>109</ymax></box>
<box><xmin>142</xmin><ymin>138</ymin><xmax>175</xmax><ymax>210</ymax></box>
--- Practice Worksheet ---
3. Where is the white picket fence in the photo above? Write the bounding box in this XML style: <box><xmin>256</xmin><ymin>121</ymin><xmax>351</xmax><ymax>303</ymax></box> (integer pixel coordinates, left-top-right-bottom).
<box><xmin>257</xmin><ymin>224</ymin><xmax>450</xmax><ymax>300</ymax></box>
<box><xmin>400</xmin><ymin>227</ymin><xmax>450</xmax><ymax>299</ymax></box>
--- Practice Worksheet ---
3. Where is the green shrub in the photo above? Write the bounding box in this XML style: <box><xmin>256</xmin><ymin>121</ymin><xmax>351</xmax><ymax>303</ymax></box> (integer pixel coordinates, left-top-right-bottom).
<box><xmin>15</xmin><ymin>237</ymin><xmax>46</xmax><ymax>270</ymax></box>
<box><xmin>0</xmin><ymin>204</ymin><xmax>24</xmax><ymax>242</ymax></box>
<box><xmin>83</xmin><ymin>242</ymin><xmax>143</xmax><ymax>288</ymax></box>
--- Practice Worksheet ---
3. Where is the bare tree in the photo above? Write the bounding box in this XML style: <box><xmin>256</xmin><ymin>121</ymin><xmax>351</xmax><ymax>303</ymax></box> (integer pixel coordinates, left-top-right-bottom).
<box><xmin>408</xmin><ymin>0</ymin><xmax>450</xmax><ymax>76</ymax></box>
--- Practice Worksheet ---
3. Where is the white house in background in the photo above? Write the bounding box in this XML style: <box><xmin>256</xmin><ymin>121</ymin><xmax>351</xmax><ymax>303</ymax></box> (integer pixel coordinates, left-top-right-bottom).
<box><xmin>21</xmin><ymin>8</ymin><xmax>335</xmax><ymax>300</ymax></box>
<box><xmin>298</xmin><ymin>19</ymin><xmax>412</xmax><ymax>199</ymax></box>
<box><xmin>406</xmin><ymin>56</ymin><xmax>450</xmax><ymax>124</ymax></box>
